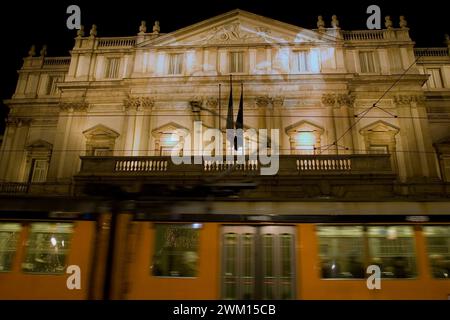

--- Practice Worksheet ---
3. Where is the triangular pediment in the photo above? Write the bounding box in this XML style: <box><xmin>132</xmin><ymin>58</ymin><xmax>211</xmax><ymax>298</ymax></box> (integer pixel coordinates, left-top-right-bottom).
<box><xmin>83</xmin><ymin>124</ymin><xmax>120</xmax><ymax>139</ymax></box>
<box><xmin>138</xmin><ymin>9</ymin><xmax>336</xmax><ymax>48</ymax></box>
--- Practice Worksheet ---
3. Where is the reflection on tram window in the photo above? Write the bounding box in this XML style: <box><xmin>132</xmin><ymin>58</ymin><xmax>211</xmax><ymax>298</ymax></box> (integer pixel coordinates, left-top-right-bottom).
<box><xmin>22</xmin><ymin>223</ymin><xmax>73</xmax><ymax>274</ymax></box>
<box><xmin>317</xmin><ymin>226</ymin><xmax>365</xmax><ymax>279</ymax></box>
<box><xmin>367</xmin><ymin>226</ymin><xmax>417</xmax><ymax>279</ymax></box>
<box><xmin>423</xmin><ymin>226</ymin><xmax>450</xmax><ymax>279</ymax></box>
<box><xmin>0</xmin><ymin>223</ymin><xmax>21</xmax><ymax>272</ymax></box>
<box><xmin>151</xmin><ymin>224</ymin><xmax>200</xmax><ymax>277</ymax></box>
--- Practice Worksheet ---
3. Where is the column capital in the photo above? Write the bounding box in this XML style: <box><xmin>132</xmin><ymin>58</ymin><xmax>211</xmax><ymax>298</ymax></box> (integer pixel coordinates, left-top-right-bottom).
<box><xmin>124</xmin><ymin>96</ymin><xmax>154</xmax><ymax>111</ymax></box>
<box><xmin>59</xmin><ymin>101</ymin><xmax>89</xmax><ymax>112</ymax></box>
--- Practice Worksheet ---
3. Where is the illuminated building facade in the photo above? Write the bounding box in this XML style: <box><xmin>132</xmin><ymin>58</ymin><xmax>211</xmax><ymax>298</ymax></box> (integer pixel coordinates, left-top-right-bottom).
<box><xmin>0</xmin><ymin>9</ymin><xmax>449</xmax><ymax>299</ymax></box>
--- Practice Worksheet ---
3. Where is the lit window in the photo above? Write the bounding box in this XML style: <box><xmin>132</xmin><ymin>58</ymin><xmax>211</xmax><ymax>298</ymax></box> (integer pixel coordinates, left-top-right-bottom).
<box><xmin>423</xmin><ymin>226</ymin><xmax>450</xmax><ymax>279</ymax></box>
<box><xmin>359</xmin><ymin>51</ymin><xmax>378</xmax><ymax>73</ymax></box>
<box><xmin>168</xmin><ymin>53</ymin><xmax>183</xmax><ymax>75</ymax></box>
<box><xmin>294</xmin><ymin>51</ymin><xmax>310</xmax><ymax>73</ymax></box>
<box><xmin>426</xmin><ymin>68</ymin><xmax>443</xmax><ymax>89</ymax></box>
<box><xmin>229</xmin><ymin>51</ymin><xmax>244</xmax><ymax>73</ymax></box>
<box><xmin>22</xmin><ymin>223</ymin><xmax>73</xmax><ymax>274</ymax></box>
<box><xmin>30</xmin><ymin>159</ymin><xmax>48</xmax><ymax>183</ymax></box>
<box><xmin>367</xmin><ymin>226</ymin><xmax>417</xmax><ymax>278</ymax></box>
<box><xmin>295</xmin><ymin>131</ymin><xmax>316</xmax><ymax>154</ymax></box>
<box><xmin>105</xmin><ymin>57</ymin><xmax>120</xmax><ymax>79</ymax></box>
<box><xmin>0</xmin><ymin>223</ymin><xmax>21</xmax><ymax>272</ymax></box>
<box><xmin>317</xmin><ymin>226</ymin><xmax>365</xmax><ymax>279</ymax></box>
<box><xmin>160</xmin><ymin>132</ymin><xmax>180</xmax><ymax>156</ymax></box>
<box><xmin>151</xmin><ymin>224</ymin><xmax>200</xmax><ymax>277</ymax></box>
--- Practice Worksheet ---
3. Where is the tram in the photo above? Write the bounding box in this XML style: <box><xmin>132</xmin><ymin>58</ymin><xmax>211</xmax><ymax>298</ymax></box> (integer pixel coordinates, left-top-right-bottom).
<box><xmin>0</xmin><ymin>210</ymin><xmax>449</xmax><ymax>300</ymax></box>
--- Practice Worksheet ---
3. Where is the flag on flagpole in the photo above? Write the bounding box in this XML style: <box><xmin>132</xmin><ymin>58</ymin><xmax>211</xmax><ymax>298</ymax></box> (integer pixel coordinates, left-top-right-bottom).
<box><xmin>226</xmin><ymin>75</ymin><xmax>234</xmax><ymax>150</ymax></box>
<box><xmin>235</xmin><ymin>82</ymin><xmax>244</xmax><ymax>151</ymax></box>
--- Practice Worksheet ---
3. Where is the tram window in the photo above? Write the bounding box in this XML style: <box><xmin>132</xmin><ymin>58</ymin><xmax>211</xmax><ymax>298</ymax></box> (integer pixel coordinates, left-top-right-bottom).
<box><xmin>317</xmin><ymin>226</ymin><xmax>365</xmax><ymax>279</ymax></box>
<box><xmin>423</xmin><ymin>226</ymin><xmax>450</xmax><ymax>279</ymax></box>
<box><xmin>0</xmin><ymin>223</ymin><xmax>21</xmax><ymax>272</ymax></box>
<box><xmin>367</xmin><ymin>226</ymin><xmax>417</xmax><ymax>278</ymax></box>
<box><xmin>151</xmin><ymin>224</ymin><xmax>200</xmax><ymax>277</ymax></box>
<box><xmin>22</xmin><ymin>223</ymin><xmax>73</xmax><ymax>274</ymax></box>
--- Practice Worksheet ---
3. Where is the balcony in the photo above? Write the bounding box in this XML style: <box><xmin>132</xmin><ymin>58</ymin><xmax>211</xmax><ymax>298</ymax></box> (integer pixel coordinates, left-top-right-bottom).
<box><xmin>73</xmin><ymin>154</ymin><xmax>396</xmax><ymax>199</ymax></box>
<box><xmin>77</xmin><ymin>154</ymin><xmax>393</xmax><ymax>176</ymax></box>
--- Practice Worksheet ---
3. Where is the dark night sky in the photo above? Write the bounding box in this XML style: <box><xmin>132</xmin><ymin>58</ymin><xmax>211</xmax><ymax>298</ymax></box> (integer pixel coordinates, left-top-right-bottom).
<box><xmin>0</xmin><ymin>0</ymin><xmax>448</xmax><ymax>133</ymax></box>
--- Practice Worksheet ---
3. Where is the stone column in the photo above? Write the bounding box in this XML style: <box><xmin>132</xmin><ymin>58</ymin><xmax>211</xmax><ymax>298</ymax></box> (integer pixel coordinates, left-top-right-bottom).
<box><xmin>395</xmin><ymin>95</ymin><xmax>421</xmax><ymax>179</ymax></box>
<box><xmin>256</xmin><ymin>96</ymin><xmax>270</xmax><ymax>130</ymax></box>
<box><xmin>271</xmin><ymin>96</ymin><xmax>284</xmax><ymax>153</ymax></box>
<box><xmin>0</xmin><ymin>118</ymin><xmax>31</xmax><ymax>181</ymax></box>
<box><xmin>409</xmin><ymin>95</ymin><xmax>439</xmax><ymax>178</ymax></box>
<box><xmin>124</xmin><ymin>97</ymin><xmax>154</xmax><ymax>156</ymax></box>
<box><xmin>337</xmin><ymin>94</ymin><xmax>355</xmax><ymax>154</ymax></box>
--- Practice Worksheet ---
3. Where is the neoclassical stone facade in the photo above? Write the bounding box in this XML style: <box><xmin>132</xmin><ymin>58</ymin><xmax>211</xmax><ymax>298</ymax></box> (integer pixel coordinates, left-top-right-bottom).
<box><xmin>0</xmin><ymin>9</ymin><xmax>449</xmax><ymax>199</ymax></box>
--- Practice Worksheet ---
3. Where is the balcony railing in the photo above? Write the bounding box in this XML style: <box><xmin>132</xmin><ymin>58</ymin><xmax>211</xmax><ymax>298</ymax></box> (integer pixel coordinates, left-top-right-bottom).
<box><xmin>97</xmin><ymin>37</ymin><xmax>136</xmax><ymax>48</ymax></box>
<box><xmin>414</xmin><ymin>48</ymin><xmax>449</xmax><ymax>58</ymax></box>
<box><xmin>77</xmin><ymin>154</ymin><xmax>393</xmax><ymax>176</ymax></box>
<box><xmin>342</xmin><ymin>29</ymin><xmax>410</xmax><ymax>42</ymax></box>
<box><xmin>43</xmin><ymin>57</ymin><xmax>71</xmax><ymax>66</ymax></box>
<box><xmin>0</xmin><ymin>182</ymin><xmax>72</xmax><ymax>195</ymax></box>
<box><xmin>0</xmin><ymin>182</ymin><xmax>28</xmax><ymax>193</ymax></box>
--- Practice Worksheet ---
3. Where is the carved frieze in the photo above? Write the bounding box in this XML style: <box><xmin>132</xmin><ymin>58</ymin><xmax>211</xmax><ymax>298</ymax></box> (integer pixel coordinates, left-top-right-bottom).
<box><xmin>124</xmin><ymin>96</ymin><xmax>154</xmax><ymax>111</ymax></box>
<box><xmin>394</xmin><ymin>94</ymin><xmax>426</xmax><ymax>105</ymax></box>
<box><xmin>321</xmin><ymin>93</ymin><xmax>355</xmax><ymax>107</ymax></box>
<box><xmin>59</xmin><ymin>101</ymin><xmax>89</xmax><ymax>112</ymax></box>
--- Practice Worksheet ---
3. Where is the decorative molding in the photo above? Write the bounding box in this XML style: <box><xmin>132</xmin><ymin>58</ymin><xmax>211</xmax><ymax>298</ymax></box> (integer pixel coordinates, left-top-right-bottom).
<box><xmin>205</xmin><ymin>23</ymin><xmax>272</xmax><ymax>44</ymax></box>
<box><xmin>59</xmin><ymin>101</ymin><xmax>89</xmax><ymax>112</ymax></box>
<box><xmin>271</xmin><ymin>96</ymin><xmax>284</xmax><ymax>107</ymax></box>
<box><xmin>6</xmin><ymin>117</ymin><xmax>33</xmax><ymax>127</ymax></box>
<box><xmin>394</xmin><ymin>94</ymin><xmax>426</xmax><ymax>105</ymax></box>
<box><xmin>321</xmin><ymin>93</ymin><xmax>355</xmax><ymax>107</ymax></box>
<box><xmin>124</xmin><ymin>96</ymin><xmax>154</xmax><ymax>111</ymax></box>
<box><xmin>255</xmin><ymin>96</ymin><xmax>271</xmax><ymax>107</ymax></box>
<box><xmin>206</xmin><ymin>97</ymin><xmax>218</xmax><ymax>108</ymax></box>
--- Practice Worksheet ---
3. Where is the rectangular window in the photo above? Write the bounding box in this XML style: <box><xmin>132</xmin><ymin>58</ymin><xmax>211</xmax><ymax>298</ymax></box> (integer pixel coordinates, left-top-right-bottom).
<box><xmin>46</xmin><ymin>76</ymin><xmax>61</xmax><ymax>95</ymax></box>
<box><xmin>295</xmin><ymin>131</ymin><xmax>316</xmax><ymax>155</ymax></box>
<box><xmin>423</xmin><ymin>226</ymin><xmax>450</xmax><ymax>279</ymax></box>
<box><xmin>317</xmin><ymin>225</ymin><xmax>418</xmax><ymax>279</ymax></box>
<box><xmin>426</xmin><ymin>68</ymin><xmax>443</xmax><ymax>89</ymax></box>
<box><xmin>0</xmin><ymin>223</ymin><xmax>21</xmax><ymax>272</ymax></box>
<box><xmin>93</xmin><ymin>147</ymin><xmax>111</xmax><ymax>156</ymax></box>
<box><xmin>317</xmin><ymin>226</ymin><xmax>365</xmax><ymax>278</ymax></box>
<box><xmin>151</xmin><ymin>224</ymin><xmax>200</xmax><ymax>277</ymax></box>
<box><xmin>367</xmin><ymin>226</ymin><xmax>417</xmax><ymax>278</ymax></box>
<box><xmin>294</xmin><ymin>51</ymin><xmax>310</xmax><ymax>73</ymax></box>
<box><xmin>168</xmin><ymin>53</ymin><xmax>183</xmax><ymax>75</ymax></box>
<box><xmin>30</xmin><ymin>159</ymin><xmax>48</xmax><ymax>183</ymax></box>
<box><xmin>359</xmin><ymin>51</ymin><xmax>378</xmax><ymax>73</ymax></box>
<box><xmin>22</xmin><ymin>223</ymin><xmax>73</xmax><ymax>274</ymax></box>
<box><xmin>369</xmin><ymin>145</ymin><xmax>389</xmax><ymax>154</ymax></box>
<box><xmin>229</xmin><ymin>51</ymin><xmax>244</xmax><ymax>73</ymax></box>
<box><xmin>159</xmin><ymin>132</ymin><xmax>180</xmax><ymax>156</ymax></box>
<box><xmin>105</xmin><ymin>58</ymin><xmax>120</xmax><ymax>79</ymax></box>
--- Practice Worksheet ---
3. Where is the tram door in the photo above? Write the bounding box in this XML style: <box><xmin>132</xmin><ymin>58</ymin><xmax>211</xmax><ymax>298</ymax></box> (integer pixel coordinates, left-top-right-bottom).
<box><xmin>221</xmin><ymin>226</ymin><xmax>296</xmax><ymax>300</ymax></box>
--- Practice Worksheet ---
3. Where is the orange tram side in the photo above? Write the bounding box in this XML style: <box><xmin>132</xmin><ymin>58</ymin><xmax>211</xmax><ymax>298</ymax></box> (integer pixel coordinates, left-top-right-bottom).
<box><xmin>0</xmin><ymin>210</ymin><xmax>449</xmax><ymax>300</ymax></box>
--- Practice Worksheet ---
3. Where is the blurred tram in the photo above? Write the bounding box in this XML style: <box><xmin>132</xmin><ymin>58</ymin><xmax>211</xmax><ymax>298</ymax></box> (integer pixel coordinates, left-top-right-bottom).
<box><xmin>1</xmin><ymin>209</ymin><xmax>450</xmax><ymax>300</ymax></box>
